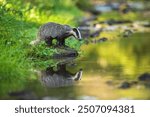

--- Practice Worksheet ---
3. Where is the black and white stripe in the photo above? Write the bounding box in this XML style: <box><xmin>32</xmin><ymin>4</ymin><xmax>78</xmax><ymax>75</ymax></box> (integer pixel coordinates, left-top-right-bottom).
<box><xmin>73</xmin><ymin>28</ymin><xmax>82</xmax><ymax>39</ymax></box>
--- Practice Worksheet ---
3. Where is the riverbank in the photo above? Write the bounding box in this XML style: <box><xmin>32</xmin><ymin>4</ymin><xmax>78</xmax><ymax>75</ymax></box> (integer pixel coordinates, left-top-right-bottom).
<box><xmin>0</xmin><ymin>0</ymin><xmax>83</xmax><ymax>95</ymax></box>
<box><xmin>0</xmin><ymin>0</ymin><xmax>150</xmax><ymax>99</ymax></box>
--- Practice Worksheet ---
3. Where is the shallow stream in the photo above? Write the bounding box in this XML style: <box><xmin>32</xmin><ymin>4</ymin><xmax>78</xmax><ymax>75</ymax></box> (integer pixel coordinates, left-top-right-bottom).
<box><xmin>1</xmin><ymin>32</ymin><xmax>150</xmax><ymax>100</ymax></box>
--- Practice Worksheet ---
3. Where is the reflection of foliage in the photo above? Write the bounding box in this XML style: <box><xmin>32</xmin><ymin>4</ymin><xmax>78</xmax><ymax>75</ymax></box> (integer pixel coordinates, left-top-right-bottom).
<box><xmin>81</xmin><ymin>33</ymin><xmax>150</xmax><ymax>79</ymax></box>
<box><xmin>0</xmin><ymin>74</ymin><xmax>26</xmax><ymax>98</ymax></box>
<box><xmin>0</xmin><ymin>57</ymin><xmax>28</xmax><ymax>97</ymax></box>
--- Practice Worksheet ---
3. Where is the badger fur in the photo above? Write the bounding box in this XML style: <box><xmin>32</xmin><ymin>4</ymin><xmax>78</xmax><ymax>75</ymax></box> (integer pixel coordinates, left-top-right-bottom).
<box><xmin>40</xmin><ymin>64</ymin><xmax>83</xmax><ymax>88</ymax></box>
<box><xmin>30</xmin><ymin>22</ymin><xmax>82</xmax><ymax>46</ymax></box>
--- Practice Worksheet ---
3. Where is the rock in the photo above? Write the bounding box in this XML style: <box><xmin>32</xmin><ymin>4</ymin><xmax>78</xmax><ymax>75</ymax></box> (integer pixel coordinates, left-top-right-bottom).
<box><xmin>143</xmin><ymin>24</ymin><xmax>150</xmax><ymax>28</ymax></box>
<box><xmin>142</xmin><ymin>22</ymin><xmax>150</xmax><ymax>28</ymax></box>
<box><xmin>53</xmin><ymin>47</ymin><xmax>78</xmax><ymax>58</ymax></box>
<box><xmin>78</xmin><ymin>25</ymin><xmax>102</xmax><ymax>38</ymax></box>
<box><xmin>119</xmin><ymin>81</ymin><xmax>131</xmax><ymax>89</ymax></box>
<box><xmin>88</xmin><ymin>37</ymin><xmax>108</xmax><ymax>44</ymax></box>
<box><xmin>79</xmin><ymin>29</ymin><xmax>91</xmax><ymax>38</ymax></box>
<box><xmin>98</xmin><ymin>37</ymin><xmax>108</xmax><ymax>42</ymax></box>
<box><xmin>79</xmin><ymin>16</ymin><xmax>98</xmax><ymax>27</ymax></box>
<box><xmin>94</xmin><ymin>5</ymin><xmax>112</xmax><ymax>13</ymax></box>
<box><xmin>102</xmin><ymin>19</ymin><xmax>132</xmax><ymax>25</ymax></box>
<box><xmin>90</xmin><ymin>29</ymin><xmax>102</xmax><ymax>38</ymax></box>
<box><xmin>131</xmin><ymin>81</ymin><xmax>138</xmax><ymax>85</ymax></box>
<box><xmin>89</xmin><ymin>9</ymin><xmax>101</xmax><ymax>15</ymax></box>
<box><xmin>138</xmin><ymin>73</ymin><xmax>150</xmax><ymax>81</ymax></box>
<box><xmin>123</xmin><ymin>29</ymin><xmax>133</xmax><ymax>37</ymax></box>
<box><xmin>119</xmin><ymin>2</ymin><xmax>130</xmax><ymax>14</ymax></box>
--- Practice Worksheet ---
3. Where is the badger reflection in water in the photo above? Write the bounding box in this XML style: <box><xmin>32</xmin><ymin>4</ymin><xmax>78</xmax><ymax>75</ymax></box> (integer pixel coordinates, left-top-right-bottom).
<box><xmin>39</xmin><ymin>64</ymin><xmax>82</xmax><ymax>88</ymax></box>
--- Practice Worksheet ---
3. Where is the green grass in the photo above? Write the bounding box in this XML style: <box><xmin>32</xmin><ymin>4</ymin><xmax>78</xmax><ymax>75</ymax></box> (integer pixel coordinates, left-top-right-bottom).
<box><xmin>0</xmin><ymin>0</ymin><xmax>83</xmax><ymax>87</ymax></box>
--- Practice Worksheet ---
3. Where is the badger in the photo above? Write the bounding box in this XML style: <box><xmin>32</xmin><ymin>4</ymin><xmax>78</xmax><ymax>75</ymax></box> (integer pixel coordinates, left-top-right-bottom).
<box><xmin>30</xmin><ymin>22</ymin><xmax>82</xmax><ymax>46</ymax></box>
<box><xmin>40</xmin><ymin>64</ymin><xmax>83</xmax><ymax>88</ymax></box>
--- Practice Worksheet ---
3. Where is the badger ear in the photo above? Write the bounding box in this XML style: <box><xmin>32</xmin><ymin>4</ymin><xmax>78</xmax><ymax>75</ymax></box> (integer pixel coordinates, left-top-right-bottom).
<box><xmin>72</xmin><ymin>28</ymin><xmax>82</xmax><ymax>39</ymax></box>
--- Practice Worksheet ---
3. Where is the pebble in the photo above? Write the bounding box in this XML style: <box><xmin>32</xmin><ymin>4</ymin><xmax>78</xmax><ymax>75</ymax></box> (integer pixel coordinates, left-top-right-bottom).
<box><xmin>138</xmin><ymin>73</ymin><xmax>150</xmax><ymax>81</ymax></box>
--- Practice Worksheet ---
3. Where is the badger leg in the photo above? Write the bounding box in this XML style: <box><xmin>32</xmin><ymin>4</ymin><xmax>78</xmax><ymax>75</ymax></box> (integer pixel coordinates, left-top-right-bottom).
<box><xmin>45</xmin><ymin>37</ymin><xmax>52</xmax><ymax>46</ymax></box>
<box><xmin>58</xmin><ymin>39</ymin><xmax>65</xmax><ymax>46</ymax></box>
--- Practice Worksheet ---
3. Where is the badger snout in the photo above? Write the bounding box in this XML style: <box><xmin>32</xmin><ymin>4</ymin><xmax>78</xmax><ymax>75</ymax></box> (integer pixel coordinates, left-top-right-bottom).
<box><xmin>72</xmin><ymin>28</ymin><xmax>82</xmax><ymax>40</ymax></box>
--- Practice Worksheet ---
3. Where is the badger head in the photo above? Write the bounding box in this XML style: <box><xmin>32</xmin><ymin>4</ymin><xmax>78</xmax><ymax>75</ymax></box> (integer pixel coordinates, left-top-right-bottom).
<box><xmin>72</xmin><ymin>28</ymin><xmax>82</xmax><ymax>40</ymax></box>
<box><xmin>63</xmin><ymin>25</ymin><xmax>82</xmax><ymax>40</ymax></box>
<box><xmin>74</xmin><ymin>69</ymin><xmax>83</xmax><ymax>81</ymax></box>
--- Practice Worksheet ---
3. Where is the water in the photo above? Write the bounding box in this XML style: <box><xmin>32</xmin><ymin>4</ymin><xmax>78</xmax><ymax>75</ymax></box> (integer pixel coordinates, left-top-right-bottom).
<box><xmin>95</xmin><ymin>5</ymin><xmax>113</xmax><ymax>12</ymax></box>
<box><xmin>0</xmin><ymin>33</ymin><xmax>150</xmax><ymax>100</ymax></box>
<box><xmin>94</xmin><ymin>2</ymin><xmax>145</xmax><ymax>13</ymax></box>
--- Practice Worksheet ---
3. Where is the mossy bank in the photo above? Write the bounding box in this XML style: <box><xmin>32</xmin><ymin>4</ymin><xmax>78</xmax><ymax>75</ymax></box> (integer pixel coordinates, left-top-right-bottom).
<box><xmin>0</xmin><ymin>0</ymin><xmax>83</xmax><ymax>85</ymax></box>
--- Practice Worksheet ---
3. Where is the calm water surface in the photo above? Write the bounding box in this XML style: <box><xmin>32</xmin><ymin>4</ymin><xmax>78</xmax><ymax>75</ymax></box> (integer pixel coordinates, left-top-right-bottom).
<box><xmin>1</xmin><ymin>33</ymin><xmax>150</xmax><ymax>100</ymax></box>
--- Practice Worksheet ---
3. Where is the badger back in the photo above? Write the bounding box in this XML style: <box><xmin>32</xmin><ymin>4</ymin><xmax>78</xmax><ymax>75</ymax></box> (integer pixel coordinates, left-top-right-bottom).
<box><xmin>38</xmin><ymin>22</ymin><xmax>70</xmax><ymax>39</ymax></box>
<box><xmin>40</xmin><ymin>74</ymin><xmax>74</xmax><ymax>88</ymax></box>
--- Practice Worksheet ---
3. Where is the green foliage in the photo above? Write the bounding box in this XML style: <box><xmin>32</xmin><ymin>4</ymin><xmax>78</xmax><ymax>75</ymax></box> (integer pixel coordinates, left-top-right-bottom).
<box><xmin>28</xmin><ymin>43</ymin><xmax>58</xmax><ymax>59</ymax></box>
<box><xmin>66</xmin><ymin>38</ymin><xmax>85</xmax><ymax>50</ymax></box>
<box><xmin>0</xmin><ymin>0</ymin><xmax>82</xmax><ymax>87</ymax></box>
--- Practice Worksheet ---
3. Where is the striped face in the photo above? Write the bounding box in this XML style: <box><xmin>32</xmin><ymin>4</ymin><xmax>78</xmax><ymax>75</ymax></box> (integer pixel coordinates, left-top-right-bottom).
<box><xmin>72</xmin><ymin>28</ymin><xmax>82</xmax><ymax>40</ymax></box>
